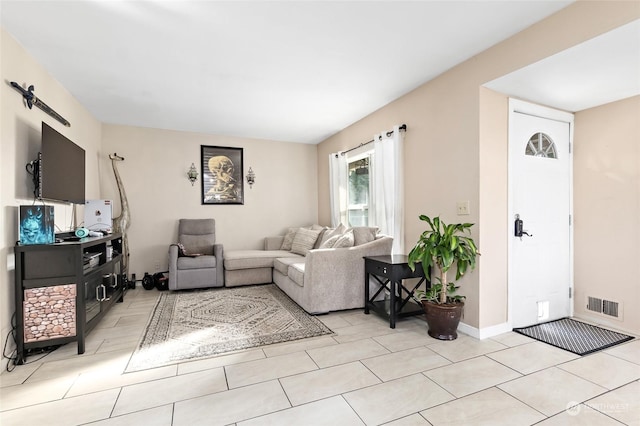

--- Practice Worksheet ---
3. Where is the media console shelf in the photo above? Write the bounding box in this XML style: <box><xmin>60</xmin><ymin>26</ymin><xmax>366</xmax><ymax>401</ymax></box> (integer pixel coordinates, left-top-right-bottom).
<box><xmin>14</xmin><ymin>233</ymin><xmax>126</xmax><ymax>364</ymax></box>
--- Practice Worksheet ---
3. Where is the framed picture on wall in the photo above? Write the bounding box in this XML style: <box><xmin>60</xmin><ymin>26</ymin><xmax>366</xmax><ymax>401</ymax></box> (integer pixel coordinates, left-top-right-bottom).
<box><xmin>201</xmin><ymin>145</ymin><xmax>244</xmax><ymax>205</ymax></box>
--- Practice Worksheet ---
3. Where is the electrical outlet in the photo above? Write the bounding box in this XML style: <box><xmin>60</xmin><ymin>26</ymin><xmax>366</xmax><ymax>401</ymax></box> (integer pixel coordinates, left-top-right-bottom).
<box><xmin>456</xmin><ymin>201</ymin><xmax>470</xmax><ymax>215</ymax></box>
<box><xmin>154</xmin><ymin>261</ymin><xmax>160</xmax><ymax>271</ymax></box>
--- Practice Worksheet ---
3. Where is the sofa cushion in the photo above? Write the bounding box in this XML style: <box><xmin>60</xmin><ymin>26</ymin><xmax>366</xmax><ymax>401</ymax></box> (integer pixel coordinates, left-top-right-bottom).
<box><xmin>352</xmin><ymin>227</ymin><xmax>379</xmax><ymax>246</ymax></box>
<box><xmin>224</xmin><ymin>250</ymin><xmax>301</xmax><ymax>270</ymax></box>
<box><xmin>288</xmin><ymin>262</ymin><xmax>305</xmax><ymax>287</ymax></box>
<box><xmin>177</xmin><ymin>255</ymin><xmax>217</xmax><ymax>270</ymax></box>
<box><xmin>273</xmin><ymin>257</ymin><xmax>302</xmax><ymax>276</ymax></box>
<box><xmin>291</xmin><ymin>228</ymin><xmax>322</xmax><ymax>256</ymax></box>
<box><xmin>280</xmin><ymin>227</ymin><xmax>298</xmax><ymax>251</ymax></box>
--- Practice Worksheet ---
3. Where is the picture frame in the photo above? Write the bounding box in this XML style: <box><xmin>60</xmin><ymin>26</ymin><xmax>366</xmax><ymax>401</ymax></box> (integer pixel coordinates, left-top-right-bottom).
<box><xmin>201</xmin><ymin>145</ymin><xmax>244</xmax><ymax>205</ymax></box>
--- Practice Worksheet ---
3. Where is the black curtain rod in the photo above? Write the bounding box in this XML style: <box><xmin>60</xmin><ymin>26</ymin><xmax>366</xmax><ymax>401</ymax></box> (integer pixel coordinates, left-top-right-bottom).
<box><xmin>340</xmin><ymin>124</ymin><xmax>407</xmax><ymax>156</ymax></box>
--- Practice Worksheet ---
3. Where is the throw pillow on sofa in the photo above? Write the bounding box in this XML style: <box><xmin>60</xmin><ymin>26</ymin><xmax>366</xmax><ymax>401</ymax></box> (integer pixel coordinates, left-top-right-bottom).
<box><xmin>313</xmin><ymin>226</ymin><xmax>330</xmax><ymax>249</ymax></box>
<box><xmin>319</xmin><ymin>223</ymin><xmax>347</xmax><ymax>246</ymax></box>
<box><xmin>333</xmin><ymin>229</ymin><xmax>355</xmax><ymax>248</ymax></box>
<box><xmin>281</xmin><ymin>227</ymin><xmax>298</xmax><ymax>251</ymax></box>
<box><xmin>352</xmin><ymin>226</ymin><xmax>379</xmax><ymax>245</ymax></box>
<box><xmin>319</xmin><ymin>234</ymin><xmax>339</xmax><ymax>249</ymax></box>
<box><xmin>291</xmin><ymin>228</ymin><xmax>322</xmax><ymax>255</ymax></box>
<box><xmin>320</xmin><ymin>229</ymin><xmax>355</xmax><ymax>249</ymax></box>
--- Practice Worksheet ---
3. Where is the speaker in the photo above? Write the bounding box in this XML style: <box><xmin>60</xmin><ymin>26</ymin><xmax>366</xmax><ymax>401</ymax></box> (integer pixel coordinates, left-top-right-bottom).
<box><xmin>74</xmin><ymin>227</ymin><xmax>89</xmax><ymax>238</ymax></box>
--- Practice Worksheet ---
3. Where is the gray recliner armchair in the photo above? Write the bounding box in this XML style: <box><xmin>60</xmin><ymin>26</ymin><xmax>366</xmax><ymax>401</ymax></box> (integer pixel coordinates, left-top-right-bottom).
<box><xmin>168</xmin><ymin>219</ymin><xmax>224</xmax><ymax>290</ymax></box>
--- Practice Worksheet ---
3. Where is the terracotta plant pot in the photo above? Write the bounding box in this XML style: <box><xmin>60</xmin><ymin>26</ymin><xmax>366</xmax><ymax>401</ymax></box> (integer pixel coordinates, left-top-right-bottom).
<box><xmin>422</xmin><ymin>301</ymin><xmax>464</xmax><ymax>340</ymax></box>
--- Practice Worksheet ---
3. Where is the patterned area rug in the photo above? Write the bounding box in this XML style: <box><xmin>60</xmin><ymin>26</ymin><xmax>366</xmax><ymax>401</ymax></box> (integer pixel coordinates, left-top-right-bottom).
<box><xmin>514</xmin><ymin>318</ymin><xmax>633</xmax><ymax>356</ymax></box>
<box><xmin>126</xmin><ymin>284</ymin><xmax>332</xmax><ymax>372</ymax></box>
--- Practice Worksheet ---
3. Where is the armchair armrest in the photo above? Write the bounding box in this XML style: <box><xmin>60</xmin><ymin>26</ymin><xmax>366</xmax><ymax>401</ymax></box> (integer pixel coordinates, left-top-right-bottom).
<box><xmin>169</xmin><ymin>244</ymin><xmax>179</xmax><ymax>262</ymax></box>
<box><xmin>213</xmin><ymin>243</ymin><xmax>224</xmax><ymax>263</ymax></box>
<box><xmin>168</xmin><ymin>244</ymin><xmax>179</xmax><ymax>289</ymax></box>
<box><xmin>213</xmin><ymin>243</ymin><xmax>224</xmax><ymax>285</ymax></box>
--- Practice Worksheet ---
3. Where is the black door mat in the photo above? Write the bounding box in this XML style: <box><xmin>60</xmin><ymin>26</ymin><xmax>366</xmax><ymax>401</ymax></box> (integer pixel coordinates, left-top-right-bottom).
<box><xmin>514</xmin><ymin>318</ymin><xmax>634</xmax><ymax>356</ymax></box>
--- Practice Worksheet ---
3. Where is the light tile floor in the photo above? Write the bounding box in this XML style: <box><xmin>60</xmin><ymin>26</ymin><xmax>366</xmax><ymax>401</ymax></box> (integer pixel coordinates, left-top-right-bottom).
<box><xmin>0</xmin><ymin>287</ymin><xmax>638</xmax><ymax>425</ymax></box>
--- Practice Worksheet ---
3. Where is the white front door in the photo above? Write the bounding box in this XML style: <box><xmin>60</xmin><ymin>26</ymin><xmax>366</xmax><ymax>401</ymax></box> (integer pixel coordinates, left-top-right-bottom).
<box><xmin>509</xmin><ymin>99</ymin><xmax>573</xmax><ymax>328</ymax></box>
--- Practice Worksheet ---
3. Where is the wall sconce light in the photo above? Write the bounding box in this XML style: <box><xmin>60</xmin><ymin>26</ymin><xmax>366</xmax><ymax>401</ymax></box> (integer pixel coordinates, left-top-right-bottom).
<box><xmin>187</xmin><ymin>163</ymin><xmax>199</xmax><ymax>186</ymax></box>
<box><xmin>246</xmin><ymin>167</ymin><xmax>256</xmax><ymax>188</ymax></box>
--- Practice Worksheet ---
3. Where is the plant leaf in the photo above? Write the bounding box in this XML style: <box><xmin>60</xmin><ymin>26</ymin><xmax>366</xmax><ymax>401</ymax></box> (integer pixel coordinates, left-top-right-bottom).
<box><xmin>407</xmin><ymin>214</ymin><xmax>478</xmax><ymax>304</ymax></box>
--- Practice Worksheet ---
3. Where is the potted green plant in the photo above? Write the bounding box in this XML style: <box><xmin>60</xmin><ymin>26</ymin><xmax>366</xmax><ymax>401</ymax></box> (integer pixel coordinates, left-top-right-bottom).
<box><xmin>408</xmin><ymin>215</ymin><xmax>479</xmax><ymax>340</ymax></box>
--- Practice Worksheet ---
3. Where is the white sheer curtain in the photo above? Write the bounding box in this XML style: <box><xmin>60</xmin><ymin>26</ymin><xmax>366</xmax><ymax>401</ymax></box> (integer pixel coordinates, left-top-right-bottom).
<box><xmin>371</xmin><ymin>124</ymin><xmax>404</xmax><ymax>254</ymax></box>
<box><xmin>328</xmin><ymin>152</ymin><xmax>347</xmax><ymax>227</ymax></box>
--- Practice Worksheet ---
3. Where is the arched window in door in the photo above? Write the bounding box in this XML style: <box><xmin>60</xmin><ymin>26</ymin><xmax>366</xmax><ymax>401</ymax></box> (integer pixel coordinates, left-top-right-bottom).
<box><xmin>525</xmin><ymin>132</ymin><xmax>557</xmax><ymax>158</ymax></box>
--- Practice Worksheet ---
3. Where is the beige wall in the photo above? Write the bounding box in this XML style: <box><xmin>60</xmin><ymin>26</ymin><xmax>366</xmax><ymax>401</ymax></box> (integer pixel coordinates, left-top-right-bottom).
<box><xmin>478</xmin><ymin>87</ymin><xmax>509</xmax><ymax>329</ymax></box>
<box><xmin>100</xmin><ymin>125</ymin><xmax>318</xmax><ymax>278</ymax></box>
<box><xmin>573</xmin><ymin>95</ymin><xmax>640</xmax><ymax>334</ymax></box>
<box><xmin>317</xmin><ymin>1</ymin><xmax>640</xmax><ymax>332</ymax></box>
<box><xmin>1</xmin><ymin>28</ymin><xmax>318</xmax><ymax>369</ymax></box>
<box><xmin>1</xmin><ymin>29</ymin><xmax>103</xmax><ymax>363</ymax></box>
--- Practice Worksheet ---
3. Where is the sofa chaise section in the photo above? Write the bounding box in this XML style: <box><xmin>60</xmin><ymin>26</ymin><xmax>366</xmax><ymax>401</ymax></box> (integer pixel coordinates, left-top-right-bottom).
<box><xmin>224</xmin><ymin>236</ymin><xmax>301</xmax><ymax>287</ymax></box>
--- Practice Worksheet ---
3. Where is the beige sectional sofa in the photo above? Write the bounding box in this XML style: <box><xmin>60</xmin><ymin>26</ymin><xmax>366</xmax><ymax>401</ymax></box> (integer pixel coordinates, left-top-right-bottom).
<box><xmin>223</xmin><ymin>226</ymin><xmax>393</xmax><ymax>314</ymax></box>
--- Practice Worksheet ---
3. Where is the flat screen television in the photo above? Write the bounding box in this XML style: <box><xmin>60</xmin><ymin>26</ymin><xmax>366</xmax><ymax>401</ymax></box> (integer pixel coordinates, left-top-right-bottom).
<box><xmin>38</xmin><ymin>122</ymin><xmax>86</xmax><ymax>204</ymax></box>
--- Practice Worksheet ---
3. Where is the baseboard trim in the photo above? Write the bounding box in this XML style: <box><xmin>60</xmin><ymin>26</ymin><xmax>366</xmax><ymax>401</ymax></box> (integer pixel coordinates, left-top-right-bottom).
<box><xmin>458</xmin><ymin>321</ymin><xmax>512</xmax><ymax>340</ymax></box>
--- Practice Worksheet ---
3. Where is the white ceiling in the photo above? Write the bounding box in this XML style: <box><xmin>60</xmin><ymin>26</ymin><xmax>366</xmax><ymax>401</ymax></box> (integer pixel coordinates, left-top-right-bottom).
<box><xmin>7</xmin><ymin>0</ymin><xmax>629</xmax><ymax>145</ymax></box>
<box><xmin>485</xmin><ymin>19</ymin><xmax>640</xmax><ymax>113</ymax></box>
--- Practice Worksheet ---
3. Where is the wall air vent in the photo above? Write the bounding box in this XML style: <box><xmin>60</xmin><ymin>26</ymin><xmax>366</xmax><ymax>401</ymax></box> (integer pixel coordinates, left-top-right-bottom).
<box><xmin>587</xmin><ymin>296</ymin><xmax>602</xmax><ymax>313</ymax></box>
<box><xmin>586</xmin><ymin>296</ymin><xmax>623</xmax><ymax>320</ymax></box>
<box><xmin>602</xmin><ymin>300</ymin><xmax>620</xmax><ymax>318</ymax></box>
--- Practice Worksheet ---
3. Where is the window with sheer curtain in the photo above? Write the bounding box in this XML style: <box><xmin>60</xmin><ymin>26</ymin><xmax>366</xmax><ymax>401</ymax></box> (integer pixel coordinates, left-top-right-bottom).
<box><xmin>347</xmin><ymin>154</ymin><xmax>371</xmax><ymax>227</ymax></box>
<box><xmin>329</xmin><ymin>124</ymin><xmax>404</xmax><ymax>254</ymax></box>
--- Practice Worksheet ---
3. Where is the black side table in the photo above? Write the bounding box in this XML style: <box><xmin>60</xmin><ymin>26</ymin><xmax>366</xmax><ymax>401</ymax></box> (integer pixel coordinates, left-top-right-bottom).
<box><xmin>364</xmin><ymin>255</ymin><xmax>430</xmax><ymax>328</ymax></box>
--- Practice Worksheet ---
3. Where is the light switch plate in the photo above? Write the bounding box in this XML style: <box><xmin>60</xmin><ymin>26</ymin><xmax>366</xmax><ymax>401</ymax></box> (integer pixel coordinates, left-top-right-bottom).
<box><xmin>456</xmin><ymin>201</ymin><xmax>470</xmax><ymax>215</ymax></box>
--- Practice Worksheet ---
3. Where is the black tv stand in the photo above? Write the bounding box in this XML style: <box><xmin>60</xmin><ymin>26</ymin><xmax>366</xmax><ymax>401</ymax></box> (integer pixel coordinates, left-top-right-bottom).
<box><xmin>14</xmin><ymin>233</ymin><xmax>126</xmax><ymax>364</ymax></box>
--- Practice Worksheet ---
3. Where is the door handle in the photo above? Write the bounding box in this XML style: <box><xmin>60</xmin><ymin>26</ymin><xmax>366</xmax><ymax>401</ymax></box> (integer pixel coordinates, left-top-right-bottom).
<box><xmin>515</xmin><ymin>214</ymin><xmax>533</xmax><ymax>240</ymax></box>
